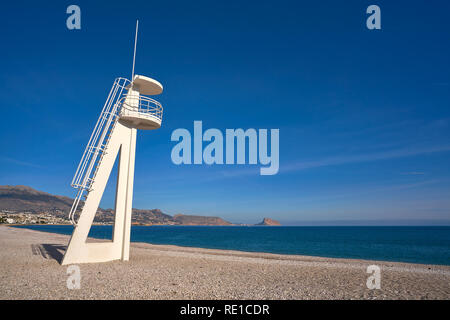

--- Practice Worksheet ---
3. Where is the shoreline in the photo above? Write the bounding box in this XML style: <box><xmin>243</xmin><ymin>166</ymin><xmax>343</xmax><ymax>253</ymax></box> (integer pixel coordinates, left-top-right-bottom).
<box><xmin>12</xmin><ymin>224</ymin><xmax>450</xmax><ymax>267</ymax></box>
<box><xmin>10</xmin><ymin>225</ymin><xmax>448</xmax><ymax>269</ymax></box>
<box><xmin>1</xmin><ymin>225</ymin><xmax>449</xmax><ymax>299</ymax></box>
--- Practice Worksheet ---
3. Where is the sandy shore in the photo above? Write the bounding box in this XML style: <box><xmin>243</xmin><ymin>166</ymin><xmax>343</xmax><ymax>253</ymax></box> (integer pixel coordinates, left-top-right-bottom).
<box><xmin>0</xmin><ymin>225</ymin><xmax>449</xmax><ymax>300</ymax></box>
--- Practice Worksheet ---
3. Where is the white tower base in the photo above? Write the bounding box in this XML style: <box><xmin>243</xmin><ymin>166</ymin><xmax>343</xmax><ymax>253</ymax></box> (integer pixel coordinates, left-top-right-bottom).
<box><xmin>62</xmin><ymin>122</ymin><xmax>137</xmax><ymax>265</ymax></box>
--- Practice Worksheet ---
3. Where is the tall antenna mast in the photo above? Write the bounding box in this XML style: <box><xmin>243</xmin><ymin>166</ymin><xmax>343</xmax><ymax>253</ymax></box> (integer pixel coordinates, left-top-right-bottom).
<box><xmin>131</xmin><ymin>20</ymin><xmax>139</xmax><ymax>81</ymax></box>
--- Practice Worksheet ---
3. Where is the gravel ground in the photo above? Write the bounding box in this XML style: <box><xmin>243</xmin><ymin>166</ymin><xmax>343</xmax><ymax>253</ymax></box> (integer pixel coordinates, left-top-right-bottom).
<box><xmin>0</xmin><ymin>225</ymin><xmax>449</xmax><ymax>300</ymax></box>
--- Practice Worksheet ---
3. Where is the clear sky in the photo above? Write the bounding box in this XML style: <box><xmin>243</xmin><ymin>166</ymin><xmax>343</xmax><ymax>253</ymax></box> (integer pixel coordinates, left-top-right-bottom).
<box><xmin>1</xmin><ymin>1</ymin><xmax>449</xmax><ymax>225</ymax></box>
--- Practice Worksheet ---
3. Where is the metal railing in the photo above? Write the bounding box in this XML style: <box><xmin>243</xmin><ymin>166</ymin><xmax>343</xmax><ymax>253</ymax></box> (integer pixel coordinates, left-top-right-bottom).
<box><xmin>68</xmin><ymin>77</ymin><xmax>130</xmax><ymax>225</ymax></box>
<box><xmin>68</xmin><ymin>77</ymin><xmax>164</xmax><ymax>225</ymax></box>
<box><xmin>119</xmin><ymin>95</ymin><xmax>163</xmax><ymax>121</ymax></box>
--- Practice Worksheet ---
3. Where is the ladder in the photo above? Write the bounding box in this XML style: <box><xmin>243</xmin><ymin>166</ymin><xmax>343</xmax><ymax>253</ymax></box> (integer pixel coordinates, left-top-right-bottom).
<box><xmin>68</xmin><ymin>78</ymin><xmax>131</xmax><ymax>225</ymax></box>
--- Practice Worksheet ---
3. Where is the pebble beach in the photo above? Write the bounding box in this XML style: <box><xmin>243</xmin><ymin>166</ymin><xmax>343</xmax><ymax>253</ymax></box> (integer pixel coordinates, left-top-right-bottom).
<box><xmin>1</xmin><ymin>225</ymin><xmax>449</xmax><ymax>300</ymax></box>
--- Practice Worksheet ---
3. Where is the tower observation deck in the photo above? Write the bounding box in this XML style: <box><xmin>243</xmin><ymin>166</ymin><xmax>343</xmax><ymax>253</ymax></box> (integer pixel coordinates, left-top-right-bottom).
<box><xmin>119</xmin><ymin>75</ymin><xmax>163</xmax><ymax>130</ymax></box>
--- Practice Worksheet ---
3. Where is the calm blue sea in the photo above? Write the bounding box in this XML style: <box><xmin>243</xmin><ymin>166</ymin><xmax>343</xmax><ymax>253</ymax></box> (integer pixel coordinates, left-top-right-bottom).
<box><xmin>14</xmin><ymin>225</ymin><xmax>450</xmax><ymax>265</ymax></box>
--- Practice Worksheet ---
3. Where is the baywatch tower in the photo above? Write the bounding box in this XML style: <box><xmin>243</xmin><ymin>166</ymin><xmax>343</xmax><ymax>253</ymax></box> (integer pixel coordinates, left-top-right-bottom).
<box><xmin>62</xmin><ymin>21</ymin><xmax>162</xmax><ymax>265</ymax></box>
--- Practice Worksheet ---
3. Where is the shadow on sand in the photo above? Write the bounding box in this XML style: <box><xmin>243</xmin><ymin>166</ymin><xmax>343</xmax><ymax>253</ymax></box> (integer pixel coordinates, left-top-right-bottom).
<box><xmin>31</xmin><ymin>244</ymin><xmax>66</xmax><ymax>264</ymax></box>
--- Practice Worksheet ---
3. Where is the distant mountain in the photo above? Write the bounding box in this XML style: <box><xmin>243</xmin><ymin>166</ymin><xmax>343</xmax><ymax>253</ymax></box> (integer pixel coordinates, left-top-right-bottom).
<box><xmin>255</xmin><ymin>218</ymin><xmax>281</xmax><ymax>226</ymax></box>
<box><xmin>0</xmin><ymin>185</ymin><xmax>73</xmax><ymax>213</ymax></box>
<box><xmin>173</xmin><ymin>214</ymin><xmax>233</xmax><ymax>226</ymax></box>
<box><xmin>129</xmin><ymin>209</ymin><xmax>175</xmax><ymax>225</ymax></box>
<box><xmin>98</xmin><ymin>208</ymin><xmax>175</xmax><ymax>225</ymax></box>
<box><xmin>0</xmin><ymin>185</ymin><xmax>266</xmax><ymax>226</ymax></box>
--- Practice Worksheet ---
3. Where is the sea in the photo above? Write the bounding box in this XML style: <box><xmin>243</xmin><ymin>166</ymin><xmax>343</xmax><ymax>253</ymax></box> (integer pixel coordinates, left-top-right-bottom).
<box><xmin>14</xmin><ymin>225</ymin><xmax>450</xmax><ymax>266</ymax></box>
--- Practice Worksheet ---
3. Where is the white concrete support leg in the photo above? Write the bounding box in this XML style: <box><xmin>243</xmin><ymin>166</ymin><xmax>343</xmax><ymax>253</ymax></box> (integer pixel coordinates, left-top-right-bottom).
<box><xmin>121</xmin><ymin>127</ymin><xmax>136</xmax><ymax>261</ymax></box>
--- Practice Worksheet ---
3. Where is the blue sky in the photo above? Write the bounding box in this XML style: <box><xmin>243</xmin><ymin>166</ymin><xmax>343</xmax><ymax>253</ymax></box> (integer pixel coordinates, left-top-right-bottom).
<box><xmin>1</xmin><ymin>0</ymin><xmax>449</xmax><ymax>224</ymax></box>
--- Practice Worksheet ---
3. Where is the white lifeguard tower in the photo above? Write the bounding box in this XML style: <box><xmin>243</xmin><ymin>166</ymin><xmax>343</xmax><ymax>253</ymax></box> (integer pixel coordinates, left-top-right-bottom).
<box><xmin>62</xmin><ymin>22</ymin><xmax>162</xmax><ymax>265</ymax></box>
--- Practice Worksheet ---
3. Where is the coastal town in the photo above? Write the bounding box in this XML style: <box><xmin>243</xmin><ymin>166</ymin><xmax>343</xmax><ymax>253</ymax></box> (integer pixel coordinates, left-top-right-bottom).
<box><xmin>0</xmin><ymin>185</ymin><xmax>281</xmax><ymax>226</ymax></box>
<box><xmin>0</xmin><ymin>210</ymin><xmax>71</xmax><ymax>225</ymax></box>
